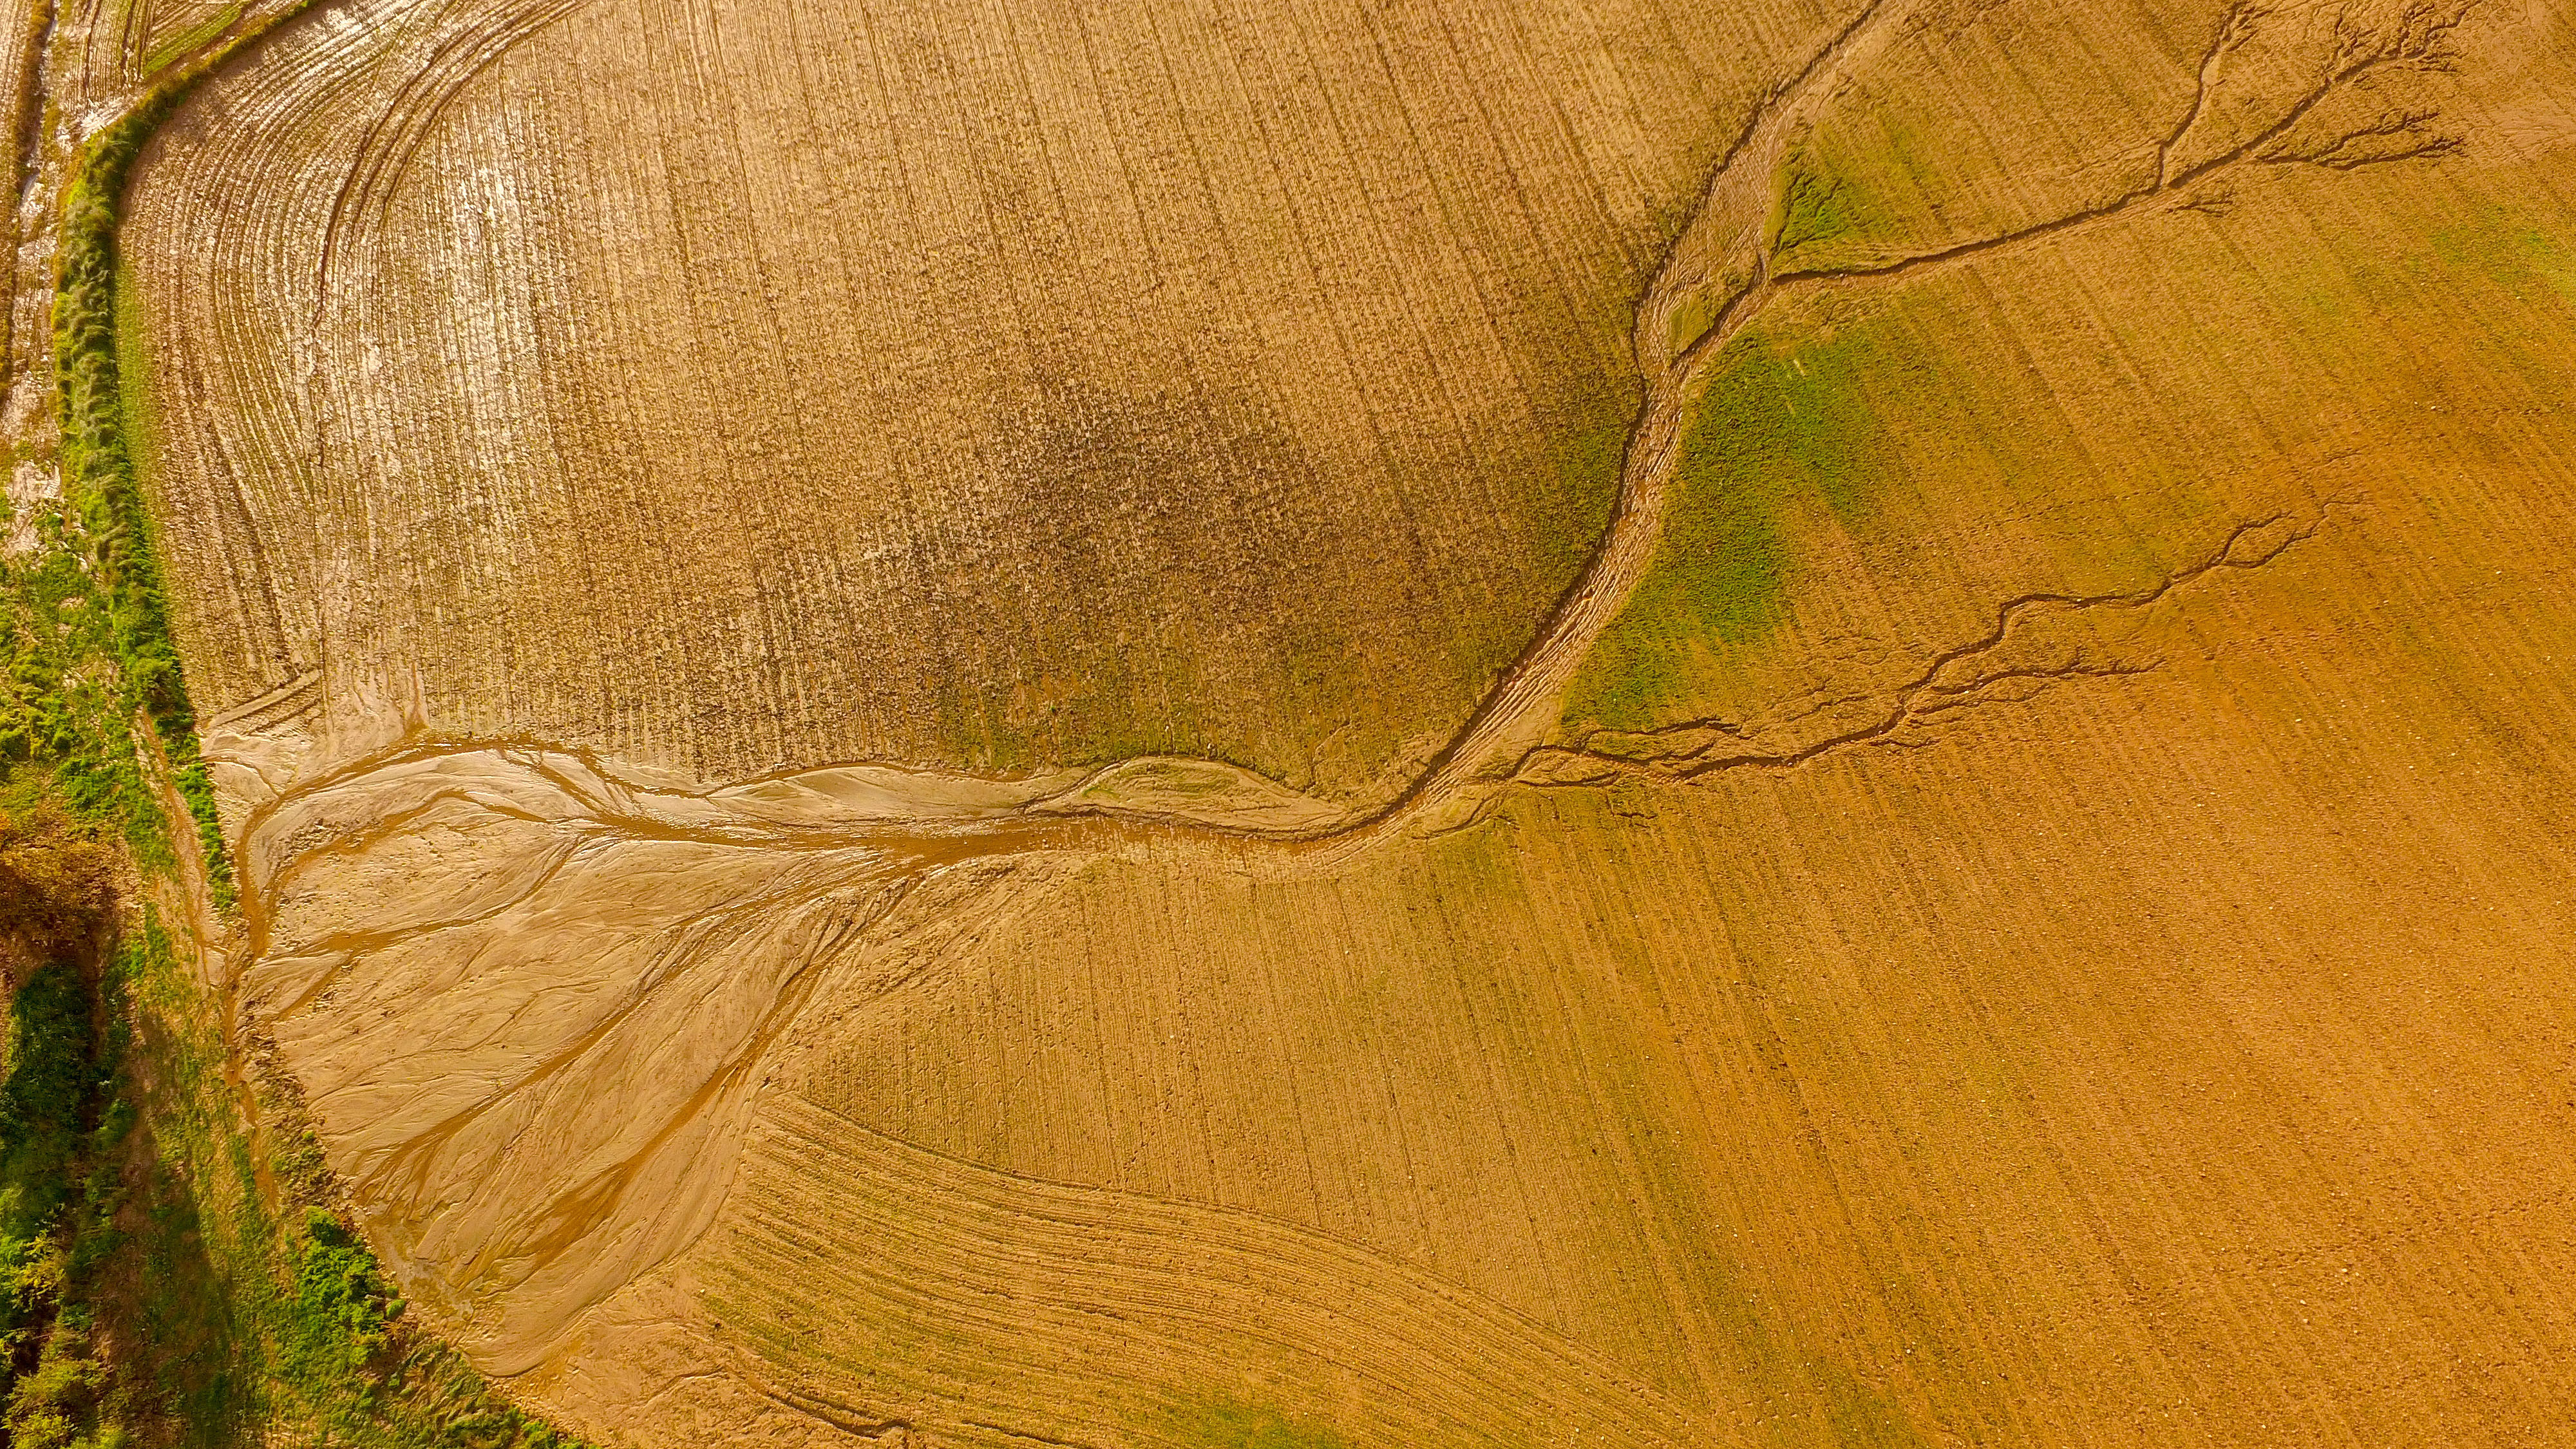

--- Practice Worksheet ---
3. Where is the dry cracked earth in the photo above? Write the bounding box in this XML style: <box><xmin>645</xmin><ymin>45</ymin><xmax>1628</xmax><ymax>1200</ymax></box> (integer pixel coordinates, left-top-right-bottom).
<box><xmin>77</xmin><ymin>0</ymin><xmax>2576</xmax><ymax>1441</ymax></box>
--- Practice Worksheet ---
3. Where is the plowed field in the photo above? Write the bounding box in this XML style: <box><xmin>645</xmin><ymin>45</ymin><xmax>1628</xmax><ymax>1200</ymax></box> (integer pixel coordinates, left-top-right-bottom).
<box><xmin>115</xmin><ymin>0</ymin><xmax>2576</xmax><ymax>1443</ymax></box>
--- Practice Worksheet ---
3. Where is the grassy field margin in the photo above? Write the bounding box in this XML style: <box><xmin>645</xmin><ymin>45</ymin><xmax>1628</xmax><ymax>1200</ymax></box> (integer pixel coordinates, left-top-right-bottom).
<box><xmin>0</xmin><ymin>12</ymin><xmax>598</xmax><ymax>1445</ymax></box>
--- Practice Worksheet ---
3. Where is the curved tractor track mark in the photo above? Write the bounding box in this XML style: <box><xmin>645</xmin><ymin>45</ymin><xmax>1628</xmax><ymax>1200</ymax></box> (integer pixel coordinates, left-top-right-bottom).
<box><xmin>210</xmin><ymin>0</ymin><xmax>1923</xmax><ymax>869</ymax></box>
<box><xmin>708</xmin><ymin>1096</ymin><xmax>1732</xmax><ymax>1448</ymax></box>
<box><xmin>312</xmin><ymin>0</ymin><xmax>599</xmax><ymax>303</ymax></box>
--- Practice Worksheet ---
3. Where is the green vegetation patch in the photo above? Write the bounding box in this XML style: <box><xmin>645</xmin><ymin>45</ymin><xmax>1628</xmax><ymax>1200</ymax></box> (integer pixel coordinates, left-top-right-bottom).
<box><xmin>138</xmin><ymin>3</ymin><xmax>248</xmax><ymax>80</ymax></box>
<box><xmin>1771</xmin><ymin>162</ymin><xmax>1876</xmax><ymax>263</ymax></box>
<box><xmin>1162</xmin><ymin>1394</ymin><xmax>1354</xmax><ymax>1449</ymax></box>
<box><xmin>281</xmin><ymin>1209</ymin><xmax>404</xmax><ymax>1385</ymax></box>
<box><xmin>0</xmin><ymin>927</ymin><xmax>151</xmax><ymax>1449</ymax></box>
<box><xmin>1564</xmin><ymin>320</ymin><xmax>1900</xmax><ymax>730</ymax></box>
<box><xmin>1767</xmin><ymin>128</ymin><xmax>1924</xmax><ymax>274</ymax></box>
<box><xmin>2430</xmin><ymin>209</ymin><xmax>2576</xmax><ymax>316</ymax></box>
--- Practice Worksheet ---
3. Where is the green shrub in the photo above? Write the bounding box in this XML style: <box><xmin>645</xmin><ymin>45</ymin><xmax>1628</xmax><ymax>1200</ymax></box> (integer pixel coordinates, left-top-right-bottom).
<box><xmin>285</xmin><ymin>1208</ymin><xmax>404</xmax><ymax>1378</ymax></box>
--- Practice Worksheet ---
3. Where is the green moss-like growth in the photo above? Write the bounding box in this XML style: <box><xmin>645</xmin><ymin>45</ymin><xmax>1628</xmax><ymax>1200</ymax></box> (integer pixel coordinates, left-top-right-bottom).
<box><xmin>1771</xmin><ymin>162</ymin><xmax>1870</xmax><ymax>261</ymax></box>
<box><xmin>1768</xmin><ymin>140</ymin><xmax>1915</xmax><ymax>274</ymax></box>
<box><xmin>1768</xmin><ymin>108</ymin><xmax>1969</xmax><ymax>278</ymax></box>
<box><xmin>138</xmin><ymin>2</ymin><xmax>248</xmax><ymax>79</ymax></box>
<box><xmin>1564</xmin><ymin>322</ymin><xmax>1897</xmax><ymax>730</ymax></box>
<box><xmin>1168</xmin><ymin>1396</ymin><xmax>1354</xmax><ymax>1449</ymax></box>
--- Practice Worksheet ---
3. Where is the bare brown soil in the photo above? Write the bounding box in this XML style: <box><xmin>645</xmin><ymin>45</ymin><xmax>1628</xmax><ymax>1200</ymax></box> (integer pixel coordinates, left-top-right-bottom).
<box><xmin>106</xmin><ymin>0</ymin><xmax>2576</xmax><ymax>1443</ymax></box>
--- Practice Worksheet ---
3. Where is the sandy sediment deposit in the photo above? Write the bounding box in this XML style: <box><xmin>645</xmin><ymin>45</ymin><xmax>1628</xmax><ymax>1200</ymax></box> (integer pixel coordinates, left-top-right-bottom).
<box><xmin>113</xmin><ymin>0</ymin><xmax>2576</xmax><ymax>1442</ymax></box>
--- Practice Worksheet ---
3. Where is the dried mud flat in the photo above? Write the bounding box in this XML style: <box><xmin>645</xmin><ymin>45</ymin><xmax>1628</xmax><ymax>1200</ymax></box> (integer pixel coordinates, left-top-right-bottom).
<box><xmin>114</xmin><ymin>0</ymin><xmax>2576</xmax><ymax>1443</ymax></box>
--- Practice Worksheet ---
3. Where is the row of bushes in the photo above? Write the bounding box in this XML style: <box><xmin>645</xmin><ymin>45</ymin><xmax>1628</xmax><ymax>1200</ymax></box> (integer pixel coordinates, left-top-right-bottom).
<box><xmin>53</xmin><ymin>76</ymin><xmax>233</xmax><ymax>907</ymax></box>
